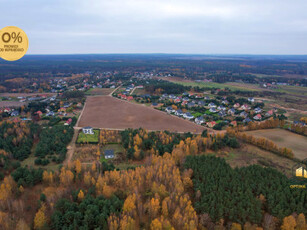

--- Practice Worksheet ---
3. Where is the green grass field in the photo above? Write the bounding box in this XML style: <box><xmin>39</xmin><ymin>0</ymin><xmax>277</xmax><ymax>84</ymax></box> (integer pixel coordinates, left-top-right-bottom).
<box><xmin>77</xmin><ymin>129</ymin><xmax>100</xmax><ymax>143</ymax></box>
<box><xmin>274</xmin><ymin>85</ymin><xmax>307</xmax><ymax>97</ymax></box>
<box><xmin>21</xmin><ymin>151</ymin><xmax>61</xmax><ymax>171</ymax></box>
<box><xmin>102</xmin><ymin>144</ymin><xmax>125</xmax><ymax>154</ymax></box>
<box><xmin>170</xmin><ymin>80</ymin><xmax>256</xmax><ymax>91</ymax></box>
<box><xmin>100</xmin><ymin>144</ymin><xmax>125</xmax><ymax>162</ymax></box>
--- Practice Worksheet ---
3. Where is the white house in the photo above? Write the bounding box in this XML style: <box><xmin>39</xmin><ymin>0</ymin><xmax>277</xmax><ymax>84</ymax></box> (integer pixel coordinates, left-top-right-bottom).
<box><xmin>208</xmin><ymin>102</ymin><xmax>216</xmax><ymax>108</ymax></box>
<box><xmin>82</xmin><ymin>126</ymin><xmax>94</xmax><ymax>135</ymax></box>
<box><xmin>248</xmin><ymin>97</ymin><xmax>255</xmax><ymax>103</ymax></box>
<box><xmin>183</xmin><ymin>112</ymin><xmax>194</xmax><ymax>120</ymax></box>
<box><xmin>195</xmin><ymin>116</ymin><xmax>205</xmax><ymax>125</ymax></box>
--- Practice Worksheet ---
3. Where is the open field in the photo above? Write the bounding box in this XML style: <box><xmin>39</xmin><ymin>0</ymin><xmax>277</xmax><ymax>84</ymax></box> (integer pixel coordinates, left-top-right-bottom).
<box><xmin>274</xmin><ymin>85</ymin><xmax>307</xmax><ymax>97</ymax></box>
<box><xmin>78</xmin><ymin>96</ymin><xmax>207</xmax><ymax>133</ymax></box>
<box><xmin>0</xmin><ymin>101</ymin><xmax>26</xmax><ymax>107</ymax></box>
<box><xmin>226</xmin><ymin>82</ymin><xmax>265</xmax><ymax>91</ymax></box>
<box><xmin>21</xmin><ymin>151</ymin><xmax>61</xmax><ymax>171</ymax></box>
<box><xmin>102</xmin><ymin>144</ymin><xmax>125</xmax><ymax>155</ymax></box>
<box><xmin>225</xmin><ymin>144</ymin><xmax>297</xmax><ymax>177</ymax></box>
<box><xmin>245</xmin><ymin>129</ymin><xmax>307</xmax><ymax>160</ymax></box>
<box><xmin>0</xmin><ymin>92</ymin><xmax>56</xmax><ymax>97</ymax></box>
<box><xmin>161</xmin><ymin>77</ymin><xmax>258</xmax><ymax>91</ymax></box>
<box><xmin>85</xmin><ymin>88</ymin><xmax>114</xmax><ymax>96</ymax></box>
<box><xmin>132</xmin><ymin>88</ymin><xmax>146</xmax><ymax>95</ymax></box>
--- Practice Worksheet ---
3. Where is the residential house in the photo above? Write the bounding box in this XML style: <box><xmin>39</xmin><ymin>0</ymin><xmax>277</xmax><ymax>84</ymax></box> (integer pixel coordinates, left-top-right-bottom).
<box><xmin>46</xmin><ymin>111</ymin><xmax>55</xmax><ymax>117</ymax></box>
<box><xmin>181</xmin><ymin>101</ymin><xmax>188</xmax><ymax>106</ymax></box>
<box><xmin>208</xmin><ymin>102</ymin><xmax>216</xmax><ymax>108</ymax></box>
<box><xmin>230</xmin><ymin>121</ymin><xmax>237</xmax><ymax>127</ymax></box>
<box><xmin>11</xmin><ymin>110</ymin><xmax>19</xmax><ymax>116</ymax></box>
<box><xmin>64</xmin><ymin>118</ymin><xmax>72</xmax><ymax>125</ymax></box>
<box><xmin>228</xmin><ymin>108</ymin><xmax>236</xmax><ymax>116</ymax></box>
<box><xmin>243</xmin><ymin>117</ymin><xmax>252</xmax><ymax>123</ymax></box>
<box><xmin>36</xmin><ymin>111</ymin><xmax>43</xmax><ymax>117</ymax></box>
<box><xmin>174</xmin><ymin>98</ymin><xmax>181</xmax><ymax>103</ymax></box>
<box><xmin>175</xmin><ymin>109</ymin><xmax>184</xmax><ymax>116</ymax></box>
<box><xmin>3</xmin><ymin>108</ymin><xmax>11</xmax><ymax>113</ymax></box>
<box><xmin>58</xmin><ymin>107</ymin><xmax>66</xmax><ymax>113</ymax></box>
<box><xmin>265</xmin><ymin>110</ymin><xmax>274</xmax><ymax>117</ymax></box>
<box><xmin>218</xmin><ymin>111</ymin><xmax>226</xmax><ymax>117</ymax></box>
<box><xmin>254</xmin><ymin>107</ymin><xmax>262</xmax><ymax>114</ymax></box>
<box><xmin>207</xmin><ymin>121</ymin><xmax>217</xmax><ymax>128</ymax></box>
<box><xmin>63</xmin><ymin>102</ymin><xmax>71</xmax><ymax>108</ymax></box>
<box><xmin>253</xmin><ymin>114</ymin><xmax>262</xmax><ymax>120</ymax></box>
<box><xmin>165</xmin><ymin>107</ymin><xmax>173</xmax><ymax>114</ymax></box>
<box><xmin>127</xmin><ymin>96</ymin><xmax>133</xmax><ymax>101</ymax></box>
<box><xmin>240</xmin><ymin>104</ymin><xmax>250</xmax><ymax>110</ymax></box>
<box><xmin>187</xmin><ymin>102</ymin><xmax>196</xmax><ymax>108</ymax></box>
<box><xmin>195</xmin><ymin>116</ymin><xmax>205</xmax><ymax>125</ymax></box>
<box><xmin>104</xmin><ymin>149</ymin><xmax>115</xmax><ymax>159</ymax></box>
<box><xmin>293</xmin><ymin>121</ymin><xmax>306</xmax><ymax>126</ymax></box>
<box><xmin>209</xmin><ymin>108</ymin><xmax>217</xmax><ymax>113</ymax></box>
<box><xmin>222</xmin><ymin>100</ymin><xmax>229</xmax><ymax>105</ymax></box>
<box><xmin>233</xmin><ymin>103</ymin><xmax>240</xmax><ymax>108</ymax></box>
<box><xmin>240</xmin><ymin>111</ymin><xmax>248</xmax><ymax>118</ymax></box>
<box><xmin>198</xmin><ymin>101</ymin><xmax>206</xmax><ymax>107</ymax></box>
<box><xmin>248</xmin><ymin>97</ymin><xmax>255</xmax><ymax>103</ymax></box>
<box><xmin>82</xmin><ymin>126</ymin><xmax>94</xmax><ymax>135</ymax></box>
<box><xmin>217</xmin><ymin>105</ymin><xmax>226</xmax><ymax>111</ymax></box>
<box><xmin>183</xmin><ymin>112</ymin><xmax>194</xmax><ymax>120</ymax></box>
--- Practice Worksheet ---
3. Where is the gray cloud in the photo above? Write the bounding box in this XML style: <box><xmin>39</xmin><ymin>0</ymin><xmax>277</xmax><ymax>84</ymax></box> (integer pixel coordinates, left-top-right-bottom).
<box><xmin>0</xmin><ymin>0</ymin><xmax>306</xmax><ymax>54</ymax></box>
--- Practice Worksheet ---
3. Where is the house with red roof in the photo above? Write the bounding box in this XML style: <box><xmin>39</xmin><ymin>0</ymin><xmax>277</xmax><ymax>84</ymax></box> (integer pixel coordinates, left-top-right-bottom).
<box><xmin>206</xmin><ymin>121</ymin><xmax>217</xmax><ymax>128</ymax></box>
<box><xmin>36</xmin><ymin>111</ymin><xmax>43</xmax><ymax>117</ymax></box>
<box><xmin>253</xmin><ymin>114</ymin><xmax>262</xmax><ymax>120</ymax></box>
<box><xmin>64</xmin><ymin>118</ymin><xmax>72</xmax><ymax>125</ymax></box>
<box><xmin>265</xmin><ymin>110</ymin><xmax>274</xmax><ymax>117</ymax></box>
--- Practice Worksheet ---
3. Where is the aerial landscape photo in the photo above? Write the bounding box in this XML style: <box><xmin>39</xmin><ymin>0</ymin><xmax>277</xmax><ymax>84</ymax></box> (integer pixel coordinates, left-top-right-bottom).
<box><xmin>0</xmin><ymin>0</ymin><xmax>306</xmax><ymax>229</ymax></box>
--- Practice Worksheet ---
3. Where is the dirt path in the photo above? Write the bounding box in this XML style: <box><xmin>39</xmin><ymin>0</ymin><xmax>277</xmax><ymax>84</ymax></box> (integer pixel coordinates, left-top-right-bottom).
<box><xmin>270</xmin><ymin>103</ymin><xmax>307</xmax><ymax>115</ymax></box>
<box><xmin>130</xmin><ymin>87</ymin><xmax>137</xmax><ymax>95</ymax></box>
<box><xmin>64</xmin><ymin>127</ymin><xmax>81</xmax><ymax>165</ymax></box>
<box><xmin>109</xmin><ymin>85</ymin><xmax>122</xmax><ymax>96</ymax></box>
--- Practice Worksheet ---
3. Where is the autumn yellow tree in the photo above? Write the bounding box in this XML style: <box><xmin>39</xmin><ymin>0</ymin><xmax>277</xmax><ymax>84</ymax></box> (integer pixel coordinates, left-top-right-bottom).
<box><xmin>295</xmin><ymin>213</ymin><xmax>305</xmax><ymax>230</ymax></box>
<box><xmin>16</xmin><ymin>219</ymin><xmax>30</xmax><ymax>230</ymax></box>
<box><xmin>75</xmin><ymin>159</ymin><xmax>82</xmax><ymax>174</ymax></box>
<box><xmin>34</xmin><ymin>204</ymin><xmax>47</xmax><ymax>230</ymax></box>
<box><xmin>230</xmin><ymin>223</ymin><xmax>242</xmax><ymax>230</ymax></box>
<box><xmin>281</xmin><ymin>215</ymin><xmax>296</xmax><ymax>230</ymax></box>
<box><xmin>78</xmin><ymin>190</ymin><xmax>84</xmax><ymax>201</ymax></box>
<box><xmin>150</xmin><ymin>218</ymin><xmax>163</xmax><ymax>230</ymax></box>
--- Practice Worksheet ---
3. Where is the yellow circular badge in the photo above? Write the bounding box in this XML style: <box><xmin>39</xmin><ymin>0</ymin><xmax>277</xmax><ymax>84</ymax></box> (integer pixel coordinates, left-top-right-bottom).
<box><xmin>0</xmin><ymin>26</ymin><xmax>29</xmax><ymax>61</ymax></box>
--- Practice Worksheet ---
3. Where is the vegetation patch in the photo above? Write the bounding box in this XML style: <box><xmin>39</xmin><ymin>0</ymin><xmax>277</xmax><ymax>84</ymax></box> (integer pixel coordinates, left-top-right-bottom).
<box><xmin>77</xmin><ymin>129</ymin><xmax>100</xmax><ymax>144</ymax></box>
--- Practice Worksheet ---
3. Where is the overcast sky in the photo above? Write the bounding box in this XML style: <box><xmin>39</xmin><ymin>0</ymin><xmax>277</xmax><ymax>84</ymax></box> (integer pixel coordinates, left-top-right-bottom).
<box><xmin>1</xmin><ymin>0</ymin><xmax>307</xmax><ymax>54</ymax></box>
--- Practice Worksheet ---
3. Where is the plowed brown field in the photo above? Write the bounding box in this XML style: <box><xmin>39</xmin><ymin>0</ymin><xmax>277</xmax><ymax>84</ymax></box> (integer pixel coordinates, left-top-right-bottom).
<box><xmin>78</xmin><ymin>96</ymin><xmax>207</xmax><ymax>134</ymax></box>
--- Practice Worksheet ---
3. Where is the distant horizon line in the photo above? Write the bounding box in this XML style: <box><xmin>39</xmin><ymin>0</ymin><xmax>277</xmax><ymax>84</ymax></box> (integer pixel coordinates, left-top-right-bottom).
<box><xmin>24</xmin><ymin>53</ymin><xmax>307</xmax><ymax>56</ymax></box>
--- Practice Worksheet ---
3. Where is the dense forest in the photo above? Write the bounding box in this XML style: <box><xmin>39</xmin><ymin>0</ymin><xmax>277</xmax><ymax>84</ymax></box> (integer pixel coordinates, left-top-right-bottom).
<box><xmin>0</xmin><ymin>127</ymin><xmax>306</xmax><ymax>229</ymax></box>
<box><xmin>185</xmin><ymin>155</ymin><xmax>306</xmax><ymax>227</ymax></box>
<box><xmin>35</xmin><ymin>125</ymin><xmax>74</xmax><ymax>164</ymax></box>
<box><xmin>0</xmin><ymin>121</ymin><xmax>39</xmax><ymax>160</ymax></box>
